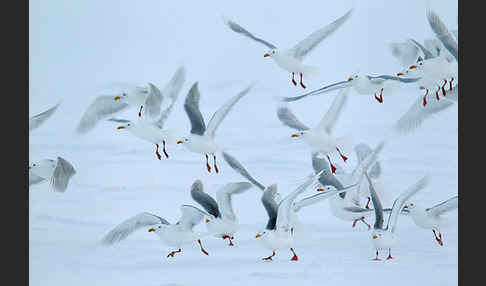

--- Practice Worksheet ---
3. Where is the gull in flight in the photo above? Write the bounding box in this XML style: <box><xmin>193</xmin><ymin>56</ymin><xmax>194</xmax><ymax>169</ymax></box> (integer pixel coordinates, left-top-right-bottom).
<box><xmin>76</xmin><ymin>66</ymin><xmax>185</xmax><ymax>134</ymax></box>
<box><xmin>101</xmin><ymin>205</ymin><xmax>211</xmax><ymax>259</ymax></box>
<box><xmin>367</xmin><ymin>173</ymin><xmax>429</xmax><ymax>261</ymax></box>
<box><xmin>29</xmin><ymin>102</ymin><xmax>61</xmax><ymax>132</ymax></box>
<box><xmin>177</xmin><ymin>82</ymin><xmax>252</xmax><ymax>173</ymax></box>
<box><xmin>281</xmin><ymin>72</ymin><xmax>420</xmax><ymax>103</ymax></box>
<box><xmin>29</xmin><ymin>157</ymin><xmax>76</xmax><ymax>193</ymax></box>
<box><xmin>190</xmin><ymin>179</ymin><xmax>252</xmax><ymax>246</ymax></box>
<box><xmin>108</xmin><ymin>69</ymin><xmax>186</xmax><ymax>159</ymax></box>
<box><xmin>403</xmin><ymin>196</ymin><xmax>458</xmax><ymax>246</ymax></box>
<box><xmin>225</xmin><ymin>9</ymin><xmax>353</xmax><ymax>88</ymax></box>
<box><xmin>277</xmin><ymin>88</ymin><xmax>351</xmax><ymax>174</ymax></box>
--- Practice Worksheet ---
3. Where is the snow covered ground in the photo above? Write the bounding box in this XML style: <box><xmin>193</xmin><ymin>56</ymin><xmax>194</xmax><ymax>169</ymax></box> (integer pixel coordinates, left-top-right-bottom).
<box><xmin>29</xmin><ymin>0</ymin><xmax>457</xmax><ymax>285</ymax></box>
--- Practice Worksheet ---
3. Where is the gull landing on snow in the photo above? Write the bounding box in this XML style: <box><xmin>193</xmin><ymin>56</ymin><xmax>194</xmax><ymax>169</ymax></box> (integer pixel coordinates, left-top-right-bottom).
<box><xmin>225</xmin><ymin>9</ymin><xmax>353</xmax><ymax>88</ymax></box>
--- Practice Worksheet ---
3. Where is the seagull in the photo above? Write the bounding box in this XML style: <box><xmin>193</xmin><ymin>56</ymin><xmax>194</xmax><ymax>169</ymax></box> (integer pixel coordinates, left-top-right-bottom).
<box><xmin>277</xmin><ymin>88</ymin><xmax>351</xmax><ymax>174</ymax></box>
<box><xmin>101</xmin><ymin>205</ymin><xmax>211</xmax><ymax>258</ymax></box>
<box><xmin>76</xmin><ymin>66</ymin><xmax>185</xmax><ymax>134</ymax></box>
<box><xmin>189</xmin><ymin>179</ymin><xmax>252</xmax><ymax>246</ymax></box>
<box><xmin>224</xmin><ymin>9</ymin><xmax>353</xmax><ymax>88</ymax></box>
<box><xmin>177</xmin><ymin>82</ymin><xmax>252</xmax><ymax>173</ymax></box>
<box><xmin>255</xmin><ymin>172</ymin><xmax>321</xmax><ymax>261</ymax></box>
<box><xmin>29</xmin><ymin>157</ymin><xmax>76</xmax><ymax>193</ymax></box>
<box><xmin>221</xmin><ymin>151</ymin><xmax>357</xmax><ymax>235</ymax></box>
<box><xmin>403</xmin><ymin>195</ymin><xmax>458</xmax><ymax>246</ymax></box>
<box><xmin>29</xmin><ymin>102</ymin><xmax>61</xmax><ymax>132</ymax></box>
<box><xmin>107</xmin><ymin>69</ymin><xmax>186</xmax><ymax>159</ymax></box>
<box><xmin>281</xmin><ymin>72</ymin><xmax>420</xmax><ymax>103</ymax></box>
<box><xmin>367</xmin><ymin>173</ymin><xmax>429</xmax><ymax>261</ymax></box>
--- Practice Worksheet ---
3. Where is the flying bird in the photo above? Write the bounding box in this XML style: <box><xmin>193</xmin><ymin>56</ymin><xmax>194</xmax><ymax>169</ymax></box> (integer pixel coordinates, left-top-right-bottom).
<box><xmin>29</xmin><ymin>102</ymin><xmax>61</xmax><ymax>132</ymax></box>
<box><xmin>29</xmin><ymin>156</ymin><xmax>76</xmax><ymax>193</ymax></box>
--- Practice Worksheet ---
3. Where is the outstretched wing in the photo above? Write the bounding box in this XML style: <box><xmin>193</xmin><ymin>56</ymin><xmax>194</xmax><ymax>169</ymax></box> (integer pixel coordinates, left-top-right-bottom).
<box><xmin>276</xmin><ymin>106</ymin><xmax>310</xmax><ymax>131</ymax></box>
<box><xmin>29</xmin><ymin>103</ymin><xmax>61</xmax><ymax>131</ymax></box>
<box><xmin>293</xmin><ymin>183</ymin><xmax>358</xmax><ymax>212</ymax></box>
<box><xmin>426</xmin><ymin>196</ymin><xmax>458</xmax><ymax>217</ymax></box>
<box><xmin>205</xmin><ymin>85</ymin><xmax>252</xmax><ymax>138</ymax></box>
<box><xmin>50</xmin><ymin>157</ymin><xmax>76</xmax><ymax>193</ymax></box>
<box><xmin>311</xmin><ymin>152</ymin><xmax>345</xmax><ymax>195</ymax></box>
<box><xmin>365</xmin><ymin>172</ymin><xmax>384</xmax><ymax>230</ymax></box>
<box><xmin>315</xmin><ymin>87</ymin><xmax>349</xmax><ymax>134</ymax></box>
<box><xmin>261</xmin><ymin>184</ymin><xmax>279</xmax><ymax>230</ymax></box>
<box><xmin>143</xmin><ymin>83</ymin><xmax>163</xmax><ymax>118</ymax></box>
<box><xmin>386</xmin><ymin>176</ymin><xmax>429</xmax><ymax>233</ymax></box>
<box><xmin>190</xmin><ymin>180</ymin><xmax>220</xmax><ymax>218</ymax></box>
<box><xmin>367</xmin><ymin>74</ymin><xmax>421</xmax><ymax>83</ymax></box>
<box><xmin>154</xmin><ymin>66</ymin><xmax>186</xmax><ymax>129</ymax></box>
<box><xmin>280</xmin><ymin>80</ymin><xmax>350</xmax><ymax>102</ymax></box>
<box><xmin>76</xmin><ymin>95</ymin><xmax>129</xmax><ymax>134</ymax></box>
<box><xmin>408</xmin><ymin>38</ymin><xmax>435</xmax><ymax>60</ymax></box>
<box><xmin>216</xmin><ymin>182</ymin><xmax>252</xmax><ymax>221</ymax></box>
<box><xmin>101</xmin><ymin>212</ymin><xmax>169</xmax><ymax>245</ymax></box>
<box><xmin>287</xmin><ymin>9</ymin><xmax>353</xmax><ymax>61</ymax></box>
<box><xmin>427</xmin><ymin>10</ymin><xmax>458</xmax><ymax>61</ymax></box>
<box><xmin>354</xmin><ymin>143</ymin><xmax>381</xmax><ymax>178</ymax></box>
<box><xmin>184</xmin><ymin>82</ymin><xmax>206</xmax><ymax>136</ymax></box>
<box><xmin>224</xmin><ymin>18</ymin><xmax>277</xmax><ymax>49</ymax></box>
<box><xmin>177</xmin><ymin>205</ymin><xmax>207</xmax><ymax>231</ymax></box>
<box><xmin>222</xmin><ymin>152</ymin><xmax>266</xmax><ymax>191</ymax></box>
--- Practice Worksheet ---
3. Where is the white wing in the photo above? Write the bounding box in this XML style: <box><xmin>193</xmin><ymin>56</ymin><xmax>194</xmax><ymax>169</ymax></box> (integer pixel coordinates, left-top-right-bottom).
<box><xmin>143</xmin><ymin>83</ymin><xmax>163</xmax><ymax>119</ymax></box>
<box><xmin>101</xmin><ymin>212</ymin><xmax>169</xmax><ymax>245</ymax></box>
<box><xmin>154</xmin><ymin>66</ymin><xmax>186</xmax><ymax>129</ymax></box>
<box><xmin>224</xmin><ymin>18</ymin><xmax>277</xmax><ymax>49</ymax></box>
<box><xmin>427</xmin><ymin>10</ymin><xmax>458</xmax><ymax>62</ymax></box>
<box><xmin>286</xmin><ymin>9</ymin><xmax>353</xmax><ymax>61</ymax></box>
<box><xmin>315</xmin><ymin>87</ymin><xmax>349</xmax><ymax>134</ymax></box>
<box><xmin>50</xmin><ymin>157</ymin><xmax>76</xmax><ymax>193</ymax></box>
<box><xmin>276</xmin><ymin>172</ymin><xmax>321</xmax><ymax>231</ymax></box>
<box><xmin>426</xmin><ymin>196</ymin><xmax>458</xmax><ymax>217</ymax></box>
<box><xmin>76</xmin><ymin>95</ymin><xmax>129</xmax><ymax>134</ymax></box>
<box><xmin>386</xmin><ymin>176</ymin><xmax>429</xmax><ymax>233</ymax></box>
<box><xmin>177</xmin><ymin>205</ymin><xmax>207</xmax><ymax>231</ymax></box>
<box><xmin>205</xmin><ymin>85</ymin><xmax>253</xmax><ymax>138</ymax></box>
<box><xmin>293</xmin><ymin>183</ymin><xmax>358</xmax><ymax>212</ymax></box>
<box><xmin>29</xmin><ymin>103</ymin><xmax>61</xmax><ymax>131</ymax></box>
<box><xmin>215</xmin><ymin>182</ymin><xmax>253</xmax><ymax>221</ymax></box>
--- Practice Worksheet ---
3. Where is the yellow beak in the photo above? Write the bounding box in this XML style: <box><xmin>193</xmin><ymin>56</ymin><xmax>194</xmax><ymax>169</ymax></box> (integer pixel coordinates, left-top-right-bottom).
<box><xmin>372</xmin><ymin>235</ymin><xmax>377</xmax><ymax>239</ymax></box>
<box><xmin>347</xmin><ymin>77</ymin><xmax>354</xmax><ymax>81</ymax></box>
<box><xmin>291</xmin><ymin>134</ymin><xmax>299</xmax><ymax>138</ymax></box>
<box><xmin>263</xmin><ymin>53</ymin><xmax>270</xmax><ymax>57</ymax></box>
<box><xmin>114</xmin><ymin>96</ymin><xmax>121</xmax><ymax>100</ymax></box>
<box><xmin>117</xmin><ymin>126</ymin><xmax>125</xmax><ymax>130</ymax></box>
<box><xmin>396</xmin><ymin>72</ymin><xmax>404</xmax><ymax>77</ymax></box>
<box><xmin>177</xmin><ymin>140</ymin><xmax>183</xmax><ymax>144</ymax></box>
<box><xmin>255</xmin><ymin>234</ymin><xmax>261</xmax><ymax>238</ymax></box>
<box><xmin>148</xmin><ymin>228</ymin><xmax>155</xmax><ymax>232</ymax></box>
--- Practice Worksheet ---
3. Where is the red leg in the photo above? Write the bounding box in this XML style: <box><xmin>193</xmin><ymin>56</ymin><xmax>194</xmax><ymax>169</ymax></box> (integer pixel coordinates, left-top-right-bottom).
<box><xmin>197</xmin><ymin>239</ymin><xmax>209</xmax><ymax>255</ymax></box>
<box><xmin>162</xmin><ymin>140</ymin><xmax>169</xmax><ymax>158</ymax></box>
<box><xmin>299</xmin><ymin>73</ymin><xmax>306</xmax><ymax>89</ymax></box>
<box><xmin>290</xmin><ymin>227</ymin><xmax>294</xmax><ymax>236</ymax></box>
<box><xmin>167</xmin><ymin>248</ymin><xmax>182</xmax><ymax>258</ymax></box>
<box><xmin>138</xmin><ymin>105</ymin><xmax>143</xmax><ymax>117</ymax></box>
<box><xmin>441</xmin><ymin>79</ymin><xmax>447</xmax><ymax>96</ymax></box>
<box><xmin>290</xmin><ymin>248</ymin><xmax>299</xmax><ymax>261</ymax></box>
<box><xmin>365</xmin><ymin>197</ymin><xmax>371</xmax><ymax>209</ymax></box>
<box><xmin>326</xmin><ymin>155</ymin><xmax>336</xmax><ymax>174</ymax></box>
<box><xmin>360</xmin><ymin>217</ymin><xmax>371</xmax><ymax>230</ymax></box>
<box><xmin>374</xmin><ymin>88</ymin><xmax>384</xmax><ymax>103</ymax></box>
<box><xmin>423</xmin><ymin>89</ymin><xmax>429</xmax><ymax>107</ymax></box>
<box><xmin>213</xmin><ymin>154</ymin><xmax>219</xmax><ymax>174</ymax></box>
<box><xmin>222</xmin><ymin>235</ymin><xmax>234</xmax><ymax>246</ymax></box>
<box><xmin>449</xmin><ymin>77</ymin><xmax>454</xmax><ymax>90</ymax></box>
<box><xmin>155</xmin><ymin>144</ymin><xmax>162</xmax><ymax>160</ymax></box>
<box><xmin>336</xmin><ymin>147</ymin><xmax>348</xmax><ymax>162</ymax></box>
<box><xmin>433</xmin><ymin>230</ymin><xmax>443</xmax><ymax>246</ymax></box>
<box><xmin>205</xmin><ymin>154</ymin><xmax>211</xmax><ymax>173</ymax></box>
<box><xmin>435</xmin><ymin>86</ymin><xmax>441</xmax><ymax>101</ymax></box>
<box><xmin>372</xmin><ymin>250</ymin><xmax>381</xmax><ymax>261</ymax></box>
<box><xmin>386</xmin><ymin>248</ymin><xmax>393</xmax><ymax>260</ymax></box>
<box><xmin>291</xmin><ymin>72</ymin><xmax>297</xmax><ymax>86</ymax></box>
<box><xmin>352</xmin><ymin>219</ymin><xmax>359</xmax><ymax>228</ymax></box>
<box><xmin>262</xmin><ymin>251</ymin><xmax>276</xmax><ymax>261</ymax></box>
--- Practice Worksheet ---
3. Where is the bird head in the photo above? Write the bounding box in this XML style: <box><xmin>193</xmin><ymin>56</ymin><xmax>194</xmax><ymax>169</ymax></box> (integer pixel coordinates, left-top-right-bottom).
<box><xmin>264</xmin><ymin>49</ymin><xmax>278</xmax><ymax>58</ymax></box>
<box><xmin>114</xmin><ymin>92</ymin><xmax>128</xmax><ymax>101</ymax></box>
<box><xmin>147</xmin><ymin>224</ymin><xmax>164</xmax><ymax>233</ymax></box>
<box><xmin>177</xmin><ymin>137</ymin><xmax>190</xmax><ymax>145</ymax></box>
<box><xmin>291</xmin><ymin>130</ymin><xmax>307</xmax><ymax>139</ymax></box>
<box><xmin>116</xmin><ymin>122</ymin><xmax>132</xmax><ymax>130</ymax></box>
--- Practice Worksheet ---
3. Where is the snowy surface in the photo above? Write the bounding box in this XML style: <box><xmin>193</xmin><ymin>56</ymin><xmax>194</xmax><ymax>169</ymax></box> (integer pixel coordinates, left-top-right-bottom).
<box><xmin>29</xmin><ymin>0</ymin><xmax>457</xmax><ymax>285</ymax></box>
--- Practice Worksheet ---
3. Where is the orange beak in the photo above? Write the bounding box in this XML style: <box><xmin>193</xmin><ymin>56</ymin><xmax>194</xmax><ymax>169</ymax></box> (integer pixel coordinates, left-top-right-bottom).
<box><xmin>347</xmin><ymin>77</ymin><xmax>354</xmax><ymax>81</ymax></box>
<box><xmin>177</xmin><ymin>140</ymin><xmax>183</xmax><ymax>144</ymax></box>
<box><xmin>372</xmin><ymin>235</ymin><xmax>377</xmax><ymax>239</ymax></box>
<box><xmin>255</xmin><ymin>234</ymin><xmax>261</xmax><ymax>238</ymax></box>
<box><xmin>409</xmin><ymin>65</ymin><xmax>417</xmax><ymax>69</ymax></box>
<box><xmin>403</xmin><ymin>205</ymin><xmax>408</xmax><ymax>209</ymax></box>
<box><xmin>114</xmin><ymin>96</ymin><xmax>121</xmax><ymax>100</ymax></box>
<box><xmin>317</xmin><ymin>188</ymin><xmax>325</xmax><ymax>192</ymax></box>
<box><xmin>205</xmin><ymin>219</ymin><xmax>210</xmax><ymax>223</ymax></box>
<box><xmin>396</xmin><ymin>72</ymin><xmax>404</xmax><ymax>77</ymax></box>
<box><xmin>291</xmin><ymin>134</ymin><xmax>299</xmax><ymax>138</ymax></box>
<box><xmin>117</xmin><ymin>126</ymin><xmax>125</xmax><ymax>130</ymax></box>
<box><xmin>263</xmin><ymin>53</ymin><xmax>270</xmax><ymax>57</ymax></box>
<box><xmin>419</xmin><ymin>86</ymin><xmax>425</xmax><ymax>90</ymax></box>
<box><xmin>148</xmin><ymin>228</ymin><xmax>155</xmax><ymax>232</ymax></box>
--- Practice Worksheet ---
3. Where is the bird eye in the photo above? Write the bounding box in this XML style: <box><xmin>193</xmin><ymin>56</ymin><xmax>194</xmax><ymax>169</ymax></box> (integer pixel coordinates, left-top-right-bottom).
<box><xmin>272</xmin><ymin>50</ymin><xmax>275</xmax><ymax>54</ymax></box>
<box><xmin>355</xmin><ymin>75</ymin><xmax>358</xmax><ymax>78</ymax></box>
<box><xmin>300</xmin><ymin>132</ymin><xmax>304</xmax><ymax>135</ymax></box>
<box><xmin>158</xmin><ymin>226</ymin><xmax>161</xmax><ymax>228</ymax></box>
<box><xmin>127</xmin><ymin>124</ymin><xmax>130</xmax><ymax>126</ymax></box>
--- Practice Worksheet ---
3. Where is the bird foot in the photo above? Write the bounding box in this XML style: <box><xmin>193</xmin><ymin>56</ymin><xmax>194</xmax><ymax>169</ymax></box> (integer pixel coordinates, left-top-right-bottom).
<box><xmin>449</xmin><ymin>77</ymin><xmax>454</xmax><ymax>90</ymax></box>
<box><xmin>162</xmin><ymin>141</ymin><xmax>169</xmax><ymax>158</ymax></box>
<box><xmin>155</xmin><ymin>144</ymin><xmax>162</xmax><ymax>160</ymax></box>
<box><xmin>386</xmin><ymin>255</ymin><xmax>393</xmax><ymax>260</ymax></box>
<box><xmin>372</xmin><ymin>258</ymin><xmax>382</xmax><ymax>261</ymax></box>
<box><xmin>197</xmin><ymin>240</ymin><xmax>209</xmax><ymax>256</ymax></box>
<box><xmin>441</xmin><ymin>79</ymin><xmax>447</xmax><ymax>96</ymax></box>
<box><xmin>167</xmin><ymin>249</ymin><xmax>181</xmax><ymax>258</ymax></box>
<box><xmin>365</xmin><ymin>197</ymin><xmax>371</xmax><ymax>209</ymax></box>
<box><xmin>299</xmin><ymin>73</ymin><xmax>306</xmax><ymax>89</ymax></box>
<box><xmin>290</xmin><ymin>248</ymin><xmax>299</xmax><ymax>261</ymax></box>
<box><xmin>262</xmin><ymin>251</ymin><xmax>276</xmax><ymax>261</ymax></box>
<box><xmin>292</xmin><ymin>79</ymin><xmax>297</xmax><ymax>86</ymax></box>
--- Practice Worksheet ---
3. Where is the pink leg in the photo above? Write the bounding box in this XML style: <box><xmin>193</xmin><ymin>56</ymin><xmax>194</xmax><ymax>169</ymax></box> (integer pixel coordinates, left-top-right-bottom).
<box><xmin>205</xmin><ymin>154</ymin><xmax>211</xmax><ymax>173</ymax></box>
<box><xmin>263</xmin><ymin>251</ymin><xmax>276</xmax><ymax>261</ymax></box>
<box><xmin>374</xmin><ymin>88</ymin><xmax>384</xmax><ymax>103</ymax></box>
<box><xmin>336</xmin><ymin>147</ymin><xmax>348</xmax><ymax>162</ymax></box>
<box><xmin>299</xmin><ymin>73</ymin><xmax>306</xmax><ymax>89</ymax></box>
<box><xmin>213</xmin><ymin>154</ymin><xmax>219</xmax><ymax>174</ymax></box>
<box><xmin>155</xmin><ymin>144</ymin><xmax>162</xmax><ymax>160</ymax></box>
<box><xmin>197</xmin><ymin>239</ymin><xmax>209</xmax><ymax>255</ymax></box>
<box><xmin>326</xmin><ymin>155</ymin><xmax>336</xmax><ymax>174</ymax></box>
<box><xmin>162</xmin><ymin>140</ymin><xmax>169</xmax><ymax>158</ymax></box>
<box><xmin>290</xmin><ymin>248</ymin><xmax>299</xmax><ymax>261</ymax></box>
<box><xmin>291</xmin><ymin>72</ymin><xmax>297</xmax><ymax>86</ymax></box>
<box><xmin>167</xmin><ymin>248</ymin><xmax>182</xmax><ymax>258</ymax></box>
